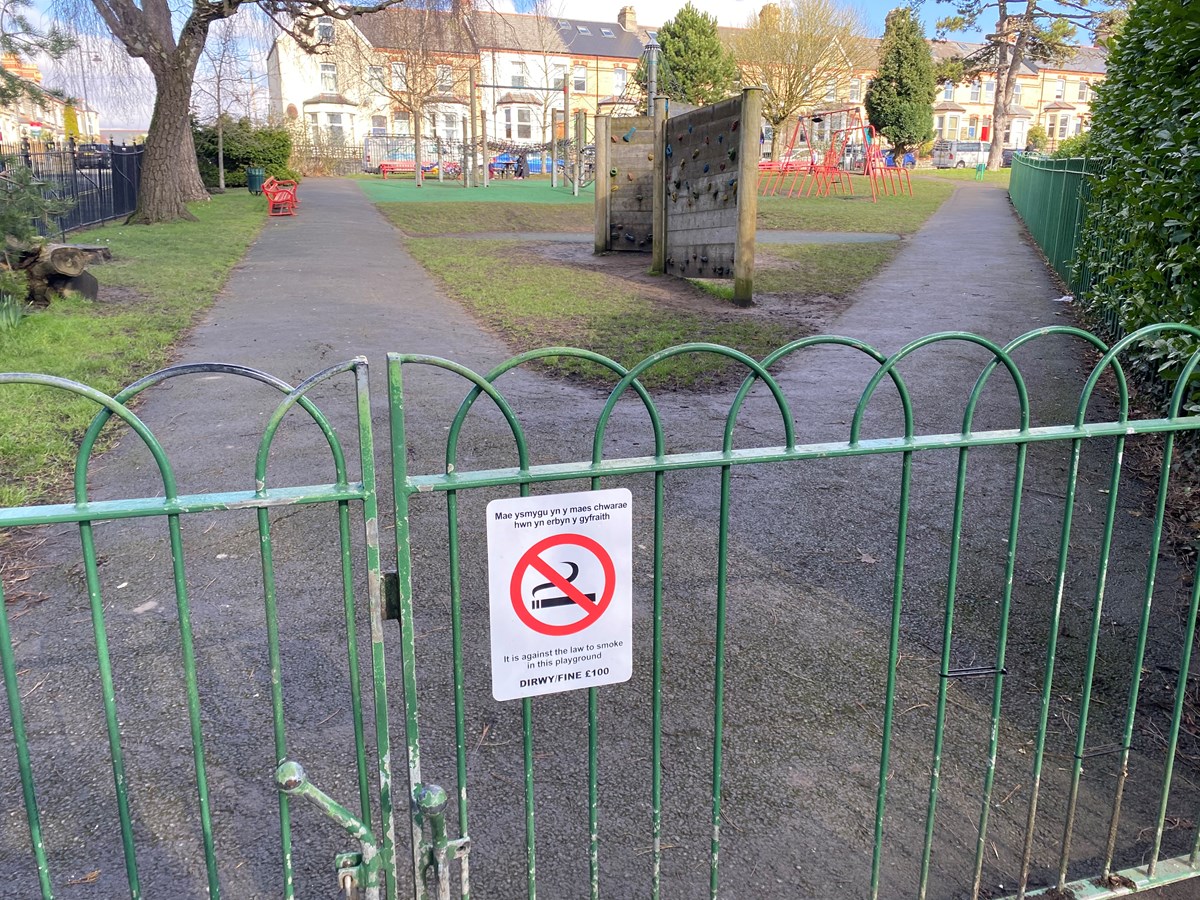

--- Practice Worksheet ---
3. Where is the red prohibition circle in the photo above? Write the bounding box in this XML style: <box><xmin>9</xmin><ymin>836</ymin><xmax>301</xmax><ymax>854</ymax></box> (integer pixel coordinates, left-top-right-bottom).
<box><xmin>510</xmin><ymin>533</ymin><xmax>616</xmax><ymax>637</ymax></box>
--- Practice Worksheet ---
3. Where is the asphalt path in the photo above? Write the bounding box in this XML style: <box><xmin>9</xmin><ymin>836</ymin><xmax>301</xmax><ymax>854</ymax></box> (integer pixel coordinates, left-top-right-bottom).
<box><xmin>2</xmin><ymin>178</ymin><xmax>1197</xmax><ymax>899</ymax></box>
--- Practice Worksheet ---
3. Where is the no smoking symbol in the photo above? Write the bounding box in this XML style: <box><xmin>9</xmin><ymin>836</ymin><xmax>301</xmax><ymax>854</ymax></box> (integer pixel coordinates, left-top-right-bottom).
<box><xmin>510</xmin><ymin>533</ymin><xmax>616</xmax><ymax>636</ymax></box>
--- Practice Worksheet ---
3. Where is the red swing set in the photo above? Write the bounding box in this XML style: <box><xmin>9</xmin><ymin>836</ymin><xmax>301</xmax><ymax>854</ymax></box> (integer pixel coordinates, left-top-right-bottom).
<box><xmin>757</xmin><ymin>107</ymin><xmax>913</xmax><ymax>203</ymax></box>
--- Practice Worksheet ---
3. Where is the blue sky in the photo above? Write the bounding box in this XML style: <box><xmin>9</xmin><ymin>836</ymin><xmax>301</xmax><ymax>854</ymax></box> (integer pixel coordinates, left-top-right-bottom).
<box><xmin>528</xmin><ymin>0</ymin><xmax>972</xmax><ymax>39</ymax></box>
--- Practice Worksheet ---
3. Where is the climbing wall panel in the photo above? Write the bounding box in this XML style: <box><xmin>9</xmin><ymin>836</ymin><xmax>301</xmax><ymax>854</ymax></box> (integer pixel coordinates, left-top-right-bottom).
<box><xmin>664</xmin><ymin>95</ymin><xmax>748</xmax><ymax>282</ymax></box>
<box><xmin>605</xmin><ymin>115</ymin><xmax>655</xmax><ymax>252</ymax></box>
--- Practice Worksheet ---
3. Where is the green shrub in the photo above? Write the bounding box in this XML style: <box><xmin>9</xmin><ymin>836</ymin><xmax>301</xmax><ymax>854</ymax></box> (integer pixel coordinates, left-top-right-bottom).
<box><xmin>1025</xmin><ymin>124</ymin><xmax>1048</xmax><ymax>150</ymax></box>
<box><xmin>1050</xmin><ymin>132</ymin><xmax>1089</xmax><ymax>159</ymax></box>
<box><xmin>1075</xmin><ymin>0</ymin><xmax>1200</xmax><ymax>401</ymax></box>
<box><xmin>193</xmin><ymin>118</ymin><xmax>299</xmax><ymax>188</ymax></box>
<box><xmin>0</xmin><ymin>268</ymin><xmax>28</xmax><ymax>300</ymax></box>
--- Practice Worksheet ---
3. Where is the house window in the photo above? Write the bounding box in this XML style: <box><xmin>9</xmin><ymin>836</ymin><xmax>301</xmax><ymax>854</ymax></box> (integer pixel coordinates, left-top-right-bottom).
<box><xmin>970</xmin><ymin>80</ymin><xmax>981</xmax><ymax>102</ymax></box>
<box><xmin>577</xmin><ymin>25</ymin><xmax>591</xmax><ymax>35</ymax></box>
<box><xmin>1077</xmin><ymin>80</ymin><xmax>1089</xmax><ymax>101</ymax></box>
<box><xmin>552</xmin><ymin>66</ymin><xmax>565</xmax><ymax>90</ymax></box>
<box><xmin>601</xmin><ymin>28</ymin><xmax>614</xmax><ymax>37</ymax></box>
<box><xmin>573</xmin><ymin>65</ymin><xmax>586</xmax><ymax>92</ymax></box>
<box><xmin>307</xmin><ymin>112</ymin><xmax>319</xmax><ymax>140</ymax></box>
<box><xmin>948</xmin><ymin>115</ymin><xmax>959</xmax><ymax>138</ymax></box>
<box><xmin>391</xmin><ymin>62</ymin><xmax>407</xmax><ymax>90</ymax></box>
<box><xmin>1047</xmin><ymin>114</ymin><xmax>1057</xmax><ymax>137</ymax></box>
<box><xmin>436</xmin><ymin>65</ymin><xmax>453</xmax><ymax>92</ymax></box>
<box><xmin>368</xmin><ymin>66</ymin><xmax>385</xmax><ymax>91</ymax></box>
<box><xmin>935</xmin><ymin>114</ymin><xmax>945</xmax><ymax>138</ymax></box>
<box><xmin>503</xmin><ymin>108</ymin><xmax>512</xmax><ymax>139</ymax></box>
<box><xmin>1058</xmin><ymin>114</ymin><xmax>1070</xmax><ymax>138</ymax></box>
<box><xmin>558</xmin><ymin>19</ymin><xmax>569</xmax><ymax>29</ymax></box>
<box><xmin>327</xmin><ymin>112</ymin><xmax>344</xmax><ymax>143</ymax></box>
<box><xmin>1074</xmin><ymin>119</ymin><xmax>1083</xmax><ymax>135</ymax></box>
<box><xmin>985</xmin><ymin>81</ymin><xmax>995</xmax><ymax>102</ymax></box>
<box><xmin>943</xmin><ymin>82</ymin><xmax>954</xmax><ymax>101</ymax></box>
<box><xmin>1055</xmin><ymin>78</ymin><xmax>1066</xmax><ymax>100</ymax></box>
<box><xmin>442</xmin><ymin>111</ymin><xmax>458</xmax><ymax>140</ymax></box>
<box><xmin>517</xmin><ymin>108</ymin><xmax>532</xmax><ymax>139</ymax></box>
<box><xmin>613</xmin><ymin>67</ymin><xmax>626</xmax><ymax>94</ymax></box>
<box><xmin>317</xmin><ymin>16</ymin><xmax>334</xmax><ymax>43</ymax></box>
<box><xmin>967</xmin><ymin>115</ymin><xmax>978</xmax><ymax>137</ymax></box>
<box><xmin>393</xmin><ymin>110</ymin><xmax>411</xmax><ymax>134</ymax></box>
<box><xmin>320</xmin><ymin>63</ymin><xmax>338</xmax><ymax>93</ymax></box>
<box><xmin>513</xmin><ymin>62</ymin><xmax>529</xmax><ymax>88</ymax></box>
<box><xmin>849</xmin><ymin>78</ymin><xmax>861</xmax><ymax>102</ymax></box>
<box><xmin>371</xmin><ymin>115</ymin><xmax>387</xmax><ymax>135</ymax></box>
<box><xmin>1012</xmin><ymin>82</ymin><xmax>1022</xmax><ymax>101</ymax></box>
<box><xmin>824</xmin><ymin>79</ymin><xmax>836</xmax><ymax>102</ymax></box>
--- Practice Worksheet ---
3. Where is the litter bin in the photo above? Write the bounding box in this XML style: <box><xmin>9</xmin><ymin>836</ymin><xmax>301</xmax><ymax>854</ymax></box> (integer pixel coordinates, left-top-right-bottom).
<box><xmin>246</xmin><ymin>167</ymin><xmax>265</xmax><ymax>195</ymax></box>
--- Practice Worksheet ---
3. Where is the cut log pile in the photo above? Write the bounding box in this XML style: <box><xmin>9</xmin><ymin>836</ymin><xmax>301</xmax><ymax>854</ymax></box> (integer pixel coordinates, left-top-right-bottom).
<box><xmin>2</xmin><ymin>239</ymin><xmax>111</xmax><ymax>305</ymax></box>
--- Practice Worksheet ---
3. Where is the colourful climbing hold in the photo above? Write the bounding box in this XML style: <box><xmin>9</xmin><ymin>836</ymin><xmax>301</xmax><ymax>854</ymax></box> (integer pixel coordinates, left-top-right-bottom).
<box><xmin>610</xmin><ymin>167</ymin><xmax>618</xmax><ymax>177</ymax></box>
<box><xmin>622</xmin><ymin>126</ymin><xmax>637</xmax><ymax>142</ymax></box>
<box><xmin>703</xmin><ymin>164</ymin><xmax>710</xmax><ymax>173</ymax></box>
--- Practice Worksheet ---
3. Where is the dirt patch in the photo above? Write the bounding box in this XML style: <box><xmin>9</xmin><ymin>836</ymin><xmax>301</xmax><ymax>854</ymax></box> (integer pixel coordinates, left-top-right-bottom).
<box><xmin>94</xmin><ymin>284</ymin><xmax>148</xmax><ymax>308</ymax></box>
<box><xmin>532</xmin><ymin>241</ymin><xmax>852</xmax><ymax>330</ymax></box>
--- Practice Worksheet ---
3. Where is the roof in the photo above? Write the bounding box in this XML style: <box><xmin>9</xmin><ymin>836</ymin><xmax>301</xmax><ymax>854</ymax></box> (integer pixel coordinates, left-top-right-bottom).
<box><xmin>496</xmin><ymin>91</ymin><xmax>544</xmax><ymax>105</ymax></box>
<box><xmin>1043</xmin><ymin>100</ymin><xmax>1076</xmax><ymax>111</ymax></box>
<box><xmin>933</xmin><ymin>101</ymin><xmax>967</xmax><ymax>113</ymax></box>
<box><xmin>1042</xmin><ymin>44</ymin><xmax>1108</xmax><ymax>75</ymax></box>
<box><xmin>302</xmin><ymin>93</ymin><xmax>357</xmax><ymax>107</ymax></box>
<box><xmin>357</xmin><ymin>8</ymin><xmax>646</xmax><ymax>60</ymax></box>
<box><xmin>355</xmin><ymin>8</ymin><xmax>478</xmax><ymax>56</ymax></box>
<box><xmin>1006</xmin><ymin>103</ymin><xmax>1033</xmax><ymax>118</ymax></box>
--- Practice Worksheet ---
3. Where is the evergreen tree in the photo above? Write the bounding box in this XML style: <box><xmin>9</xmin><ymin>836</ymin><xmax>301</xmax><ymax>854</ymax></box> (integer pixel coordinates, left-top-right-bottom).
<box><xmin>657</xmin><ymin>2</ymin><xmax>738</xmax><ymax>106</ymax></box>
<box><xmin>1</xmin><ymin>0</ymin><xmax>72</xmax><ymax>106</ymax></box>
<box><xmin>865</xmin><ymin>8</ymin><xmax>935</xmax><ymax>157</ymax></box>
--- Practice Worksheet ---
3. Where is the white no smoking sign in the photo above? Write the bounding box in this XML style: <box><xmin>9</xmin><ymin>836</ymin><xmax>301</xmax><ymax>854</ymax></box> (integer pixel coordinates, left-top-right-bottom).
<box><xmin>486</xmin><ymin>488</ymin><xmax>633</xmax><ymax>701</ymax></box>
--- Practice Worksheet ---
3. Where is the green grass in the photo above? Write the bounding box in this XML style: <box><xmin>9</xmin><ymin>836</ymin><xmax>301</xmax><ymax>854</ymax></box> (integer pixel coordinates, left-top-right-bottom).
<box><xmin>407</xmin><ymin>238</ymin><xmax>794</xmax><ymax>389</ymax></box>
<box><xmin>755</xmin><ymin>243</ymin><xmax>901</xmax><ymax>296</ymax></box>
<box><xmin>360</xmin><ymin>177</ymin><xmax>594</xmax><ymax>204</ymax></box>
<box><xmin>914</xmin><ymin>166</ymin><xmax>1012</xmax><ymax>186</ymax></box>
<box><xmin>0</xmin><ymin>193</ymin><xmax>264</xmax><ymax>506</ymax></box>
<box><xmin>378</xmin><ymin>202</ymin><xmax>592</xmax><ymax>236</ymax></box>
<box><xmin>757</xmin><ymin>176</ymin><xmax>955</xmax><ymax>233</ymax></box>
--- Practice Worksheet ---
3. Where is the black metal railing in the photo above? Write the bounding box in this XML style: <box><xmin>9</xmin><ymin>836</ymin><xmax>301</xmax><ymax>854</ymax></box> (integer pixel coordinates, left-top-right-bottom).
<box><xmin>0</xmin><ymin>139</ymin><xmax>144</xmax><ymax>239</ymax></box>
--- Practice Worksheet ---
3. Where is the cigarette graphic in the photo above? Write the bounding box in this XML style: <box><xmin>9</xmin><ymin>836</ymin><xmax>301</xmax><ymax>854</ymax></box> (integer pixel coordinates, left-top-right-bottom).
<box><xmin>530</xmin><ymin>561</ymin><xmax>595</xmax><ymax>609</ymax></box>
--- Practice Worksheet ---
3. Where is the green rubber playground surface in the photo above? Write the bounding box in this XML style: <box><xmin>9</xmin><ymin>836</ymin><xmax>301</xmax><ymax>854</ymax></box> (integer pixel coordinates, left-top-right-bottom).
<box><xmin>358</xmin><ymin>176</ymin><xmax>594</xmax><ymax>204</ymax></box>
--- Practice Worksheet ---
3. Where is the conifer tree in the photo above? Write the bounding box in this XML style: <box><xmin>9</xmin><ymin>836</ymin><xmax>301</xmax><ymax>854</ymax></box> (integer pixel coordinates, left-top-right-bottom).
<box><xmin>657</xmin><ymin>2</ymin><xmax>738</xmax><ymax>106</ymax></box>
<box><xmin>865</xmin><ymin>8</ymin><xmax>935</xmax><ymax>157</ymax></box>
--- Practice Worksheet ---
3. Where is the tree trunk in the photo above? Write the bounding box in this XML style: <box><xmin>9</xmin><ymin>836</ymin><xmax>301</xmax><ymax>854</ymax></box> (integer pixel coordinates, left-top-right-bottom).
<box><xmin>218</xmin><ymin>119</ymin><xmax>226</xmax><ymax>192</ymax></box>
<box><xmin>128</xmin><ymin>55</ymin><xmax>210</xmax><ymax>223</ymax></box>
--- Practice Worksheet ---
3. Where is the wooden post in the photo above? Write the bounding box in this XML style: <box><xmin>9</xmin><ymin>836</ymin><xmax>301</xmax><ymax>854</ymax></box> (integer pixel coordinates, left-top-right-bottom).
<box><xmin>733</xmin><ymin>87</ymin><xmax>763</xmax><ymax>306</ymax></box>
<box><xmin>469</xmin><ymin>67</ymin><xmax>479</xmax><ymax>187</ymax></box>
<box><xmin>551</xmin><ymin>110</ymin><xmax>560</xmax><ymax>188</ymax></box>
<box><xmin>651</xmin><ymin>96</ymin><xmax>667</xmax><ymax>274</ymax></box>
<box><xmin>573</xmin><ymin>109</ymin><xmax>586</xmax><ymax>198</ymax></box>
<box><xmin>481</xmin><ymin>105</ymin><xmax>489</xmax><ymax>187</ymax></box>
<box><xmin>594</xmin><ymin>114</ymin><xmax>611</xmax><ymax>254</ymax></box>
<box><xmin>462</xmin><ymin>117</ymin><xmax>469</xmax><ymax>188</ymax></box>
<box><xmin>437</xmin><ymin>138</ymin><xmax>444</xmax><ymax>182</ymax></box>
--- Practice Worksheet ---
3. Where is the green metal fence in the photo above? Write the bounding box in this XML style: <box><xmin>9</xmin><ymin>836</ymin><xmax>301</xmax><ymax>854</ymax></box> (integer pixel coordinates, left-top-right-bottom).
<box><xmin>1008</xmin><ymin>155</ymin><xmax>1092</xmax><ymax>295</ymax></box>
<box><xmin>7</xmin><ymin>329</ymin><xmax>1200</xmax><ymax>898</ymax></box>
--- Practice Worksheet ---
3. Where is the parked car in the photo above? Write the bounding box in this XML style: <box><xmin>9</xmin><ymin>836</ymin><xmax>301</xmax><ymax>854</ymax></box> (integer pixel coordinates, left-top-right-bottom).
<box><xmin>75</xmin><ymin>143</ymin><xmax>111</xmax><ymax>169</ymax></box>
<box><xmin>932</xmin><ymin>140</ymin><xmax>991</xmax><ymax>169</ymax></box>
<box><xmin>1002</xmin><ymin>148</ymin><xmax>1020</xmax><ymax>168</ymax></box>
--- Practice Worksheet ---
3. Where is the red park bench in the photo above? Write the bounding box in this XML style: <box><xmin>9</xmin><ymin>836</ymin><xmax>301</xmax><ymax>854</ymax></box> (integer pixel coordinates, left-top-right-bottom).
<box><xmin>263</xmin><ymin>176</ymin><xmax>299</xmax><ymax>217</ymax></box>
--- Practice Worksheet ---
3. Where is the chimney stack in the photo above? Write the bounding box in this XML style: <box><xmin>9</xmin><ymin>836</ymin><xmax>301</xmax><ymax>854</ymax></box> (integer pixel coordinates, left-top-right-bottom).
<box><xmin>618</xmin><ymin>6</ymin><xmax>637</xmax><ymax>31</ymax></box>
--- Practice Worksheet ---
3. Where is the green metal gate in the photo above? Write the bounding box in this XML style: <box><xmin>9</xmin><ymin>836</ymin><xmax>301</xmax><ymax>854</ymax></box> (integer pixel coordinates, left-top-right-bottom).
<box><xmin>6</xmin><ymin>325</ymin><xmax>1200</xmax><ymax>898</ymax></box>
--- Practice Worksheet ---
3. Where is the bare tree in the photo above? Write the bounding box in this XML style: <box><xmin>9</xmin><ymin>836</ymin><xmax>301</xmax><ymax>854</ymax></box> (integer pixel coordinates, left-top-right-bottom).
<box><xmin>52</xmin><ymin>0</ymin><xmax>400</xmax><ymax>224</ymax></box>
<box><xmin>730</xmin><ymin>0</ymin><xmax>870</xmax><ymax>160</ymax></box>
<box><xmin>349</xmin><ymin>2</ymin><xmax>477</xmax><ymax>187</ymax></box>
<box><xmin>933</xmin><ymin>0</ymin><xmax>1117</xmax><ymax>169</ymax></box>
<box><xmin>193</xmin><ymin>19</ymin><xmax>262</xmax><ymax>190</ymax></box>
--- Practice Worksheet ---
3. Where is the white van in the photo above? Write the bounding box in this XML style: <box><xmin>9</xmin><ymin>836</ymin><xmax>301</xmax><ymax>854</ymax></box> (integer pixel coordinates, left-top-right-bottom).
<box><xmin>932</xmin><ymin>140</ymin><xmax>991</xmax><ymax>169</ymax></box>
